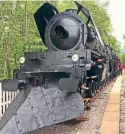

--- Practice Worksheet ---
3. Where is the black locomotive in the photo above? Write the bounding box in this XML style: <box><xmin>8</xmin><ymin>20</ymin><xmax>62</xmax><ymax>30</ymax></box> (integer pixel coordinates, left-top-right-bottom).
<box><xmin>0</xmin><ymin>2</ymin><xmax>119</xmax><ymax>134</ymax></box>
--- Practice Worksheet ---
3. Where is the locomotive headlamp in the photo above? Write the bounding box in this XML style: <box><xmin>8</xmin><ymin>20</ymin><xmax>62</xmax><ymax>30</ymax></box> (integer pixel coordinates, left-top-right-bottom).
<box><xmin>19</xmin><ymin>57</ymin><xmax>25</xmax><ymax>64</ymax></box>
<box><xmin>72</xmin><ymin>54</ymin><xmax>79</xmax><ymax>62</ymax></box>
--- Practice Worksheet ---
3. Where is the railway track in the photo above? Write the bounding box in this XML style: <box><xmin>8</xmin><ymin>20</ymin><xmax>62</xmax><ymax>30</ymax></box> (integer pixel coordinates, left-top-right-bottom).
<box><xmin>83</xmin><ymin>78</ymin><xmax>116</xmax><ymax>110</ymax></box>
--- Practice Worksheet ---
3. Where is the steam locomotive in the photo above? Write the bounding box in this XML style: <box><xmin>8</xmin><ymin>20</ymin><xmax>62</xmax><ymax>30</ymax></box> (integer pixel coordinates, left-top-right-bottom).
<box><xmin>0</xmin><ymin>2</ymin><xmax>120</xmax><ymax>134</ymax></box>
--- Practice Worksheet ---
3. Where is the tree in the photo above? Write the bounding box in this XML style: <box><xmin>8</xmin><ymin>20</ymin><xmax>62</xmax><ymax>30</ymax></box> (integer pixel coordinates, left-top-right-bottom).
<box><xmin>0</xmin><ymin>1</ymin><xmax>121</xmax><ymax>80</ymax></box>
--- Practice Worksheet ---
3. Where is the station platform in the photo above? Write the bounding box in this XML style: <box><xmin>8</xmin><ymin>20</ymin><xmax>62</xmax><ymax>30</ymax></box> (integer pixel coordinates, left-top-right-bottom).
<box><xmin>99</xmin><ymin>76</ymin><xmax>122</xmax><ymax>134</ymax></box>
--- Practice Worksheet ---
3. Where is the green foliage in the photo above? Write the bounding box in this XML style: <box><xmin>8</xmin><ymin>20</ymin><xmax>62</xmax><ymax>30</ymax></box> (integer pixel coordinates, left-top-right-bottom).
<box><xmin>0</xmin><ymin>0</ymin><xmax>120</xmax><ymax>79</ymax></box>
<box><xmin>120</xmin><ymin>53</ymin><xmax>125</xmax><ymax>66</ymax></box>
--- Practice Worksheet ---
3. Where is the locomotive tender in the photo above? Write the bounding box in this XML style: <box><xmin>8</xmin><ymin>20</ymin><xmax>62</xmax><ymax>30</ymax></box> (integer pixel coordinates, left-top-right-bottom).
<box><xmin>0</xmin><ymin>2</ymin><xmax>119</xmax><ymax>134</ymax></box>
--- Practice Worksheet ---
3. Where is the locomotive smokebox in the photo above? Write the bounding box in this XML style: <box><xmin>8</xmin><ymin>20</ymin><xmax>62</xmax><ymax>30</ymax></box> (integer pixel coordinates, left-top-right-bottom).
<box><xmin>45</xmin><ymin>16</ymin><xmax>83</xmax><ymax>50</ymax></box>
<box><xmin>34</xmin><ymin>3</ymin><xmax>88</xmax><ymax>51</ymax></box>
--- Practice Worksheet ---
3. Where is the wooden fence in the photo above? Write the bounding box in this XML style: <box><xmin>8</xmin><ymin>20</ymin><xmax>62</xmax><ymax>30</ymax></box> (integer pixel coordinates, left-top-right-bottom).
<box><xmin>0</xmin><ymin>83</ymin><xmax>19</xmax><ymax>118</ymax></box>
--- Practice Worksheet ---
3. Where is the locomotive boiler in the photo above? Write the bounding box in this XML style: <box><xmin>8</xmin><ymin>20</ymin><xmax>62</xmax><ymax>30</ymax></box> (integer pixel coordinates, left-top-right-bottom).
<box><xmin>0</xmin><ymin>2</ymin><xmax>118</xmax><ymax>134</ymax></box>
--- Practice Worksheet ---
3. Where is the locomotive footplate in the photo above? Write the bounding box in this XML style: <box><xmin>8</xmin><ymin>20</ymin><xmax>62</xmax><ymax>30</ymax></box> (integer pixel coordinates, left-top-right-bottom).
<box><xmin>23</xmin><ymin>64</ymin><xmax>91</xmax><ymax>74</ymax></box>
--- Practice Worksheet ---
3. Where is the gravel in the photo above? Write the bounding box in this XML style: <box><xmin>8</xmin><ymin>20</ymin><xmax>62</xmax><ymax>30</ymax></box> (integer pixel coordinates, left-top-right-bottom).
<box><xmin>120</xmin><ymin>70</ymin><xmax>125</xmax><ymax>134</ymax></box>
<box><xmin>28</xmin><ymin>80</ymin><xmax>115</xmax><ymax>134</ymax></box>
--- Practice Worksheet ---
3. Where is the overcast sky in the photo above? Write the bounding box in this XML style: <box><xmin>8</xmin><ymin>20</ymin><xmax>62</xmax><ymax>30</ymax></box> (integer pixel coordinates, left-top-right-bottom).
<box><xmin>102</xmin><ymin>0</ymin><xmax>125</xmax><ymax>48</ymax></box>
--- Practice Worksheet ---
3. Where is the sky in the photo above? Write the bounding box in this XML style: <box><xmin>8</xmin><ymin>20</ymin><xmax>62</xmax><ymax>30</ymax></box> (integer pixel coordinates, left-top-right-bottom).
<box><xmin>101</xmin><ymin>0</ymin><xmax>125</xmax><ymax>48</ymax></box>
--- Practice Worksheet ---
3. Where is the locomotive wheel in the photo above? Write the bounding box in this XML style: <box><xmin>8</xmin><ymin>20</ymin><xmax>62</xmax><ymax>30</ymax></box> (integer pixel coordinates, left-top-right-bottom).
<box><xmin>88</xmin><ymin>83</ymin><xmax>92</xmax><ymax>98</ymax></box>
<box><xmin>89</xmin><ymin>81</ymin><xmax>96</xmax><ymax>98</ymax></box>
<box><xmin>99</xmin><ymin>81</ymin><xmax>103</xmax><ymax>91</ymax></box>
<box><xmin>95</xmin><ymin>82</ymin><xmax>99</xmax><ymax>93</ymax></box>
<box><xmin>93</xmin><ymin>81</ymin><xmax>97</xmax><ymax>95</ymax></box>
<box><xmin>101</xmin><ymin>80</ymin><xmax>105</xmax><ymax>89</ymax></box>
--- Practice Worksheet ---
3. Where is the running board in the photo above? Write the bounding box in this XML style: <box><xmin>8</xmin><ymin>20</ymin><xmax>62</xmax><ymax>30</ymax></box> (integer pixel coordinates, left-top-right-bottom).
<box><xmin>0</xmin><ymin>85</ymin><xmax>84</xmax><ymax>134</ymax></box>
